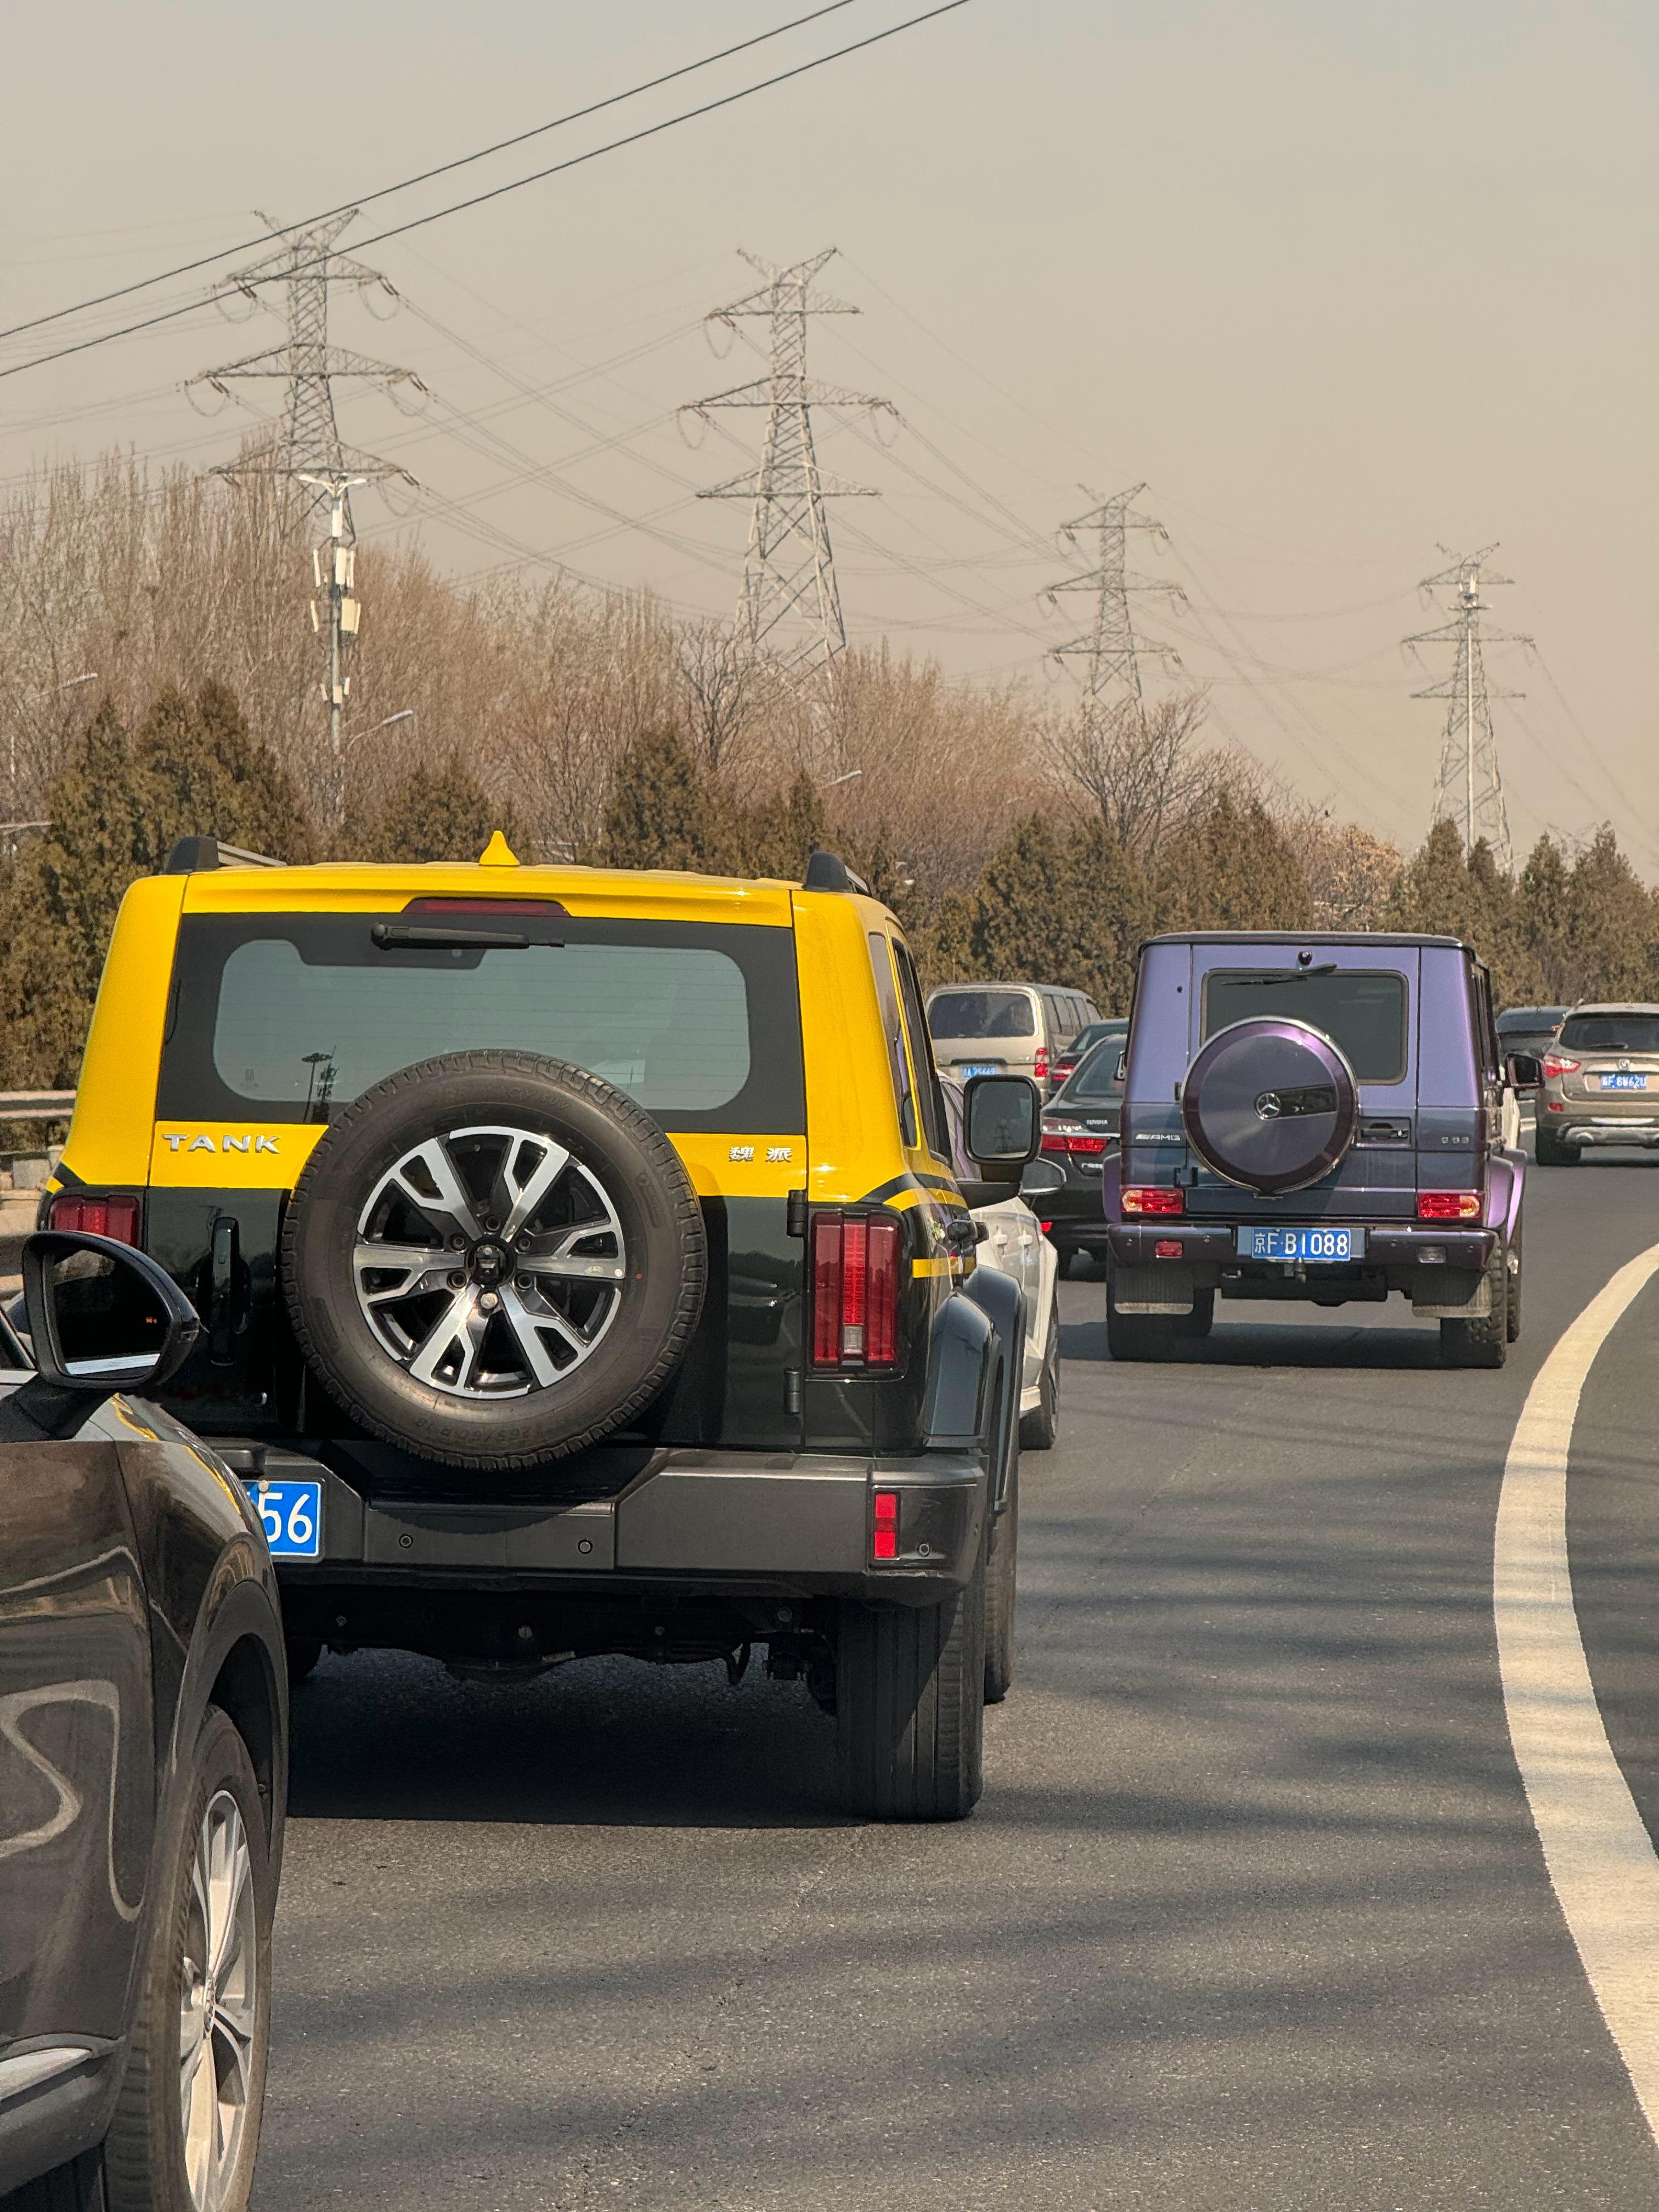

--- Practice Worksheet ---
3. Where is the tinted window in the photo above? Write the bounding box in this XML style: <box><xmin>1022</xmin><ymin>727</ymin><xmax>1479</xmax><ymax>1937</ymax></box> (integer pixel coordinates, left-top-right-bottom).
<box><xmin>869</xmin><ymin>934</ymin><xmax>917</xmax><ymax>1146</ymax></box>
<box><xmin>1202</xmin><ymin>969</ymin><xmax>1408</xmax><ymax>1083</ymax></box>
<box><xmin>161</xmin><ymin>914</ymin><xmax>805</xmax><ymax>1132</ymax></box>
<box><xmin>1559</xmin><ymin>1013</ymin><xmax>1659</xmax><ymax>1054</ymax></box>
<box><xmin>1060</xmin><ymin>1038</ymin><xmax>1125</xmax><ymax>1103</ymax></box>
<box><xmin>1497</xmin><ymin>1006</ymin><xmax>1566</xmax><ymax>1035</ymax></box>
<box><xmin>929</xmin><ymin>989</ymin><xmax>1035</xmax><ymax>1040</ymax></box>
<box><xmin>893</xmin><ymin>939</ymin><xmax>950</xmax><ymax>1159</ymax></box>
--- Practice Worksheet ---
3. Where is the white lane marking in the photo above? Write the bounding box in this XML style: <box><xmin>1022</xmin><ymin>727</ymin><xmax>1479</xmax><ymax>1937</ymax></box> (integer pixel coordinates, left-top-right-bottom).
<box><xmin>1496</xmin><ymin>1239</ymin><xmax>1659</xmax><ymax>2142</ymax></box>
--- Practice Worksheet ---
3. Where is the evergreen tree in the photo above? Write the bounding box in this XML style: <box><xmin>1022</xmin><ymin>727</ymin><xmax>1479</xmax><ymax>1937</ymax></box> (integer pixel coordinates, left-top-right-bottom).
<box><xmin>720</xmin><ymin>770</ymin><xmax>826</xmax><ymax>879</ymax></box>
<box><xmin>1562</xmin><ymin>830</ymin><xmax>1658</xmax><ymax>1003</ymax></box>
<box><xmin>1517</xmin><ymin>835</ymin><xmax>1575</xmax><ymax>1002</ymax></box>
<box><xmin>1067</xmin><ymin>818</ymin><xmax>1154</xmax><ymax>1012</ymax></box>
<box><xmin>137</xmin><ymin>680</ymin><xmax>313</xmax><ymax>864</ymax></box>
<box><xmin>599</xmin><ymin>726</ymin><xmax>715</xmax><ymax>870</ymax></box>
<box><xmin>1158</xmin><ymin>794</ymin><xmax>1312</xmax><ymax>931</ymax></box>
<box><xmin>365</xmin><ymin>750</ymin><xmax>503</xmax><ymax>864</ymax></box>
<box><xmin>968</xmin><ymin>815</ymin><xmax>1086</xmax><ymax>982</ymax></box>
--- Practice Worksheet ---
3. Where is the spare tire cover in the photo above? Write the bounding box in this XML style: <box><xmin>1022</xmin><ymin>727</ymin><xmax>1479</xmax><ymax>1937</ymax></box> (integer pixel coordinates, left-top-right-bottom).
<box><xmin>1181</xmin><ymin>1018</ymin><xmax>1358</xmax><ymax>1195</ymax></box>
<box><xmin>281</xmin><ymin>1050</ymin><xmax>707</xmax><ymax>1469</ymax></box>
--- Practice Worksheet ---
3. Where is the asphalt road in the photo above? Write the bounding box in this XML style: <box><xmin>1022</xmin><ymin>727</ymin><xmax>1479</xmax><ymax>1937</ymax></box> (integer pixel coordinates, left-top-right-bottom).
<box><xmin>256</xmin><ymin>1152</ymin><xmax>1659</xmax><ymax>2211</ymax></box>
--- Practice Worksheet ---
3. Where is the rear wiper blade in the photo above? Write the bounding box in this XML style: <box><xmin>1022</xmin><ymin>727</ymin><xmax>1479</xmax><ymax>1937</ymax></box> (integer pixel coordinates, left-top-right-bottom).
<box><xmin>1235</xmin><ymin>963</ymin><xmax>1338</xmax><ymax>983</ymax></box>
<box><xmin>371</xmin><ymin>922</ymin><xmax>547</xmax><ymax>950</ymax></box>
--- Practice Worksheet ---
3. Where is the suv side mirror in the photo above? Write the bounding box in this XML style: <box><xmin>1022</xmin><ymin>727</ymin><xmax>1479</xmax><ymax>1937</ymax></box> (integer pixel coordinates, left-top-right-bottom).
<box><xmin>1505</xmin><ymin>1052</ymin><xmax>1544</xmax><ymax>1091</ymax></box>
<box><xmin>0</xmin><ymin>1232</ymin><xmax>200</xmax><ymax>1440</ymax></box>
<box><xmin>963</xmin><ymin>1073</ymin><xmax>1042</xmax><ymax>1173</ymax></box>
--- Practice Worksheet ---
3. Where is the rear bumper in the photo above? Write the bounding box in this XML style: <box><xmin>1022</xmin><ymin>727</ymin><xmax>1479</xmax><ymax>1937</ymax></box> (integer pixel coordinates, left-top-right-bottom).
<box><xmin>216</xmin><ymin>1441</ymin><xmax>988</xmax><ymax>1610</ymax></box>
<box><xmin>1551</xmin><ymin>1113</ymin><xmax>1659</xmax><ymax>1145</ymax></box>
<box><xmin>1107</xmin><ymin>1220</ymin><xmax>1498</xmax><ymax>1314</ymax></box>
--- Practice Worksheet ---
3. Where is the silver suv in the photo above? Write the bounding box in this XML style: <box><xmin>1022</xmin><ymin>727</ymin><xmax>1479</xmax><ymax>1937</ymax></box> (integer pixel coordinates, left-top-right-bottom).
<box><xmin>1537</xmin><ymin>1003</ymin><xmax>1659</xmax><ymax>1163</ymax></box>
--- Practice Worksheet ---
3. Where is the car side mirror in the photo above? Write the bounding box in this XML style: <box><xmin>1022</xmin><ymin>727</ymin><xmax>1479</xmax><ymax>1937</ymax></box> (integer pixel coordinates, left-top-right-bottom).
<box><xmin>1505</xmin><ymin>1052</ymin><xmax>1543</xmax><ymax>1091</ymax></box>
<box><xmin>963</xmin><ymin>1073</ymin><xmax>1042</xmax><ymax>1173</ymax></box>
<box><xmin>0</xmin><ymin>1232</ymin><xmax>200</xmax><ymax>1441</ymax></box>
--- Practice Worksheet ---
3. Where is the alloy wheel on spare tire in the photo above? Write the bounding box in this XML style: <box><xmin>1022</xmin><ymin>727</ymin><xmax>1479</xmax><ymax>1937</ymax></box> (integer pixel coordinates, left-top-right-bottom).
<box><xmin>1182</xmin><ymin>1017</ymin><xmax>1359</xmax><ymax>1195</ymax></box>
<box><xmin>281</xmin><ymin>1051</ymin><xmax>707</xmax><ymax>1468</ymax></box>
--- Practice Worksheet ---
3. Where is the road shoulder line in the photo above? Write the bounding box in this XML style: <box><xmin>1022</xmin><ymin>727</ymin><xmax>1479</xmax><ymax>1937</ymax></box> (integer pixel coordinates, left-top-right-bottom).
<box><xmin>1495</xmin><ymin>1239</ymin><xmax>1659</xmax><ymax>2145</ymax></box>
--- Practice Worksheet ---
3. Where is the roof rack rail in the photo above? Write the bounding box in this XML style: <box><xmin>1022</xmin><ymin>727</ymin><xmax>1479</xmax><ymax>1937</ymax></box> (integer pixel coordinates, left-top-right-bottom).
<box><xmin>802</xmin><ymin>849</ymin><xmax>870</xmax><ymax>896</ymax></box>
<box><xmin>162</xmin><ymin>836</ymin><xmax>284</xmax><ymax>876</ymax></box>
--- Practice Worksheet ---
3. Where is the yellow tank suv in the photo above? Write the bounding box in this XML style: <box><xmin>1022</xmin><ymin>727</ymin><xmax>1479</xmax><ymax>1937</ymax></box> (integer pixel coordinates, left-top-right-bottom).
<box><xmin>48</xmin><ymin>838</ymin><xmax>1038</xmax><ymax>1818</ymax></box>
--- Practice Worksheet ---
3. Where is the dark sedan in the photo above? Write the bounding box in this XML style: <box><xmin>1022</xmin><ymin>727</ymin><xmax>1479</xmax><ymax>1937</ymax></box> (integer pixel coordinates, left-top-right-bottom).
<box><xmin>1026</xmin><ymin>1036</ymin><xmax>1124</xmax><ymax>1274</ymax></box>
<box><xmin>1</xmin><ymin>1233</ymin><xmax>287</xmax><ymax>2211</ymax></box>
<box><xmin>1049</xmin><ymin>1018</ymin><xmax>1127</xmax><ymax>1091</ymax></box>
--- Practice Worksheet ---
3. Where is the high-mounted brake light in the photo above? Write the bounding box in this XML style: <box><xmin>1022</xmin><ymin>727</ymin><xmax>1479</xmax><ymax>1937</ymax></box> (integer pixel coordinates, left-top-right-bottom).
<box><xmin>1541</xmin><ymin>1052</ymin><xmax>1580</xmax><ymax>1079</ymax></box>
<box><xmin>49</xmin><ymin>1193</ymin><xmax>142</xmax><ymax>1244</ymax></box>
<box><xmin>1121</xmin><ymin>1186</ymin><xmax>1184</xmax><ymax>1217</ymax></box>
<box><xmin>401</xmin><ymin>896</ymin><xmax>568</xmax><ymax>918</ymax></box>
<box><xmin>1417</xmin><ymin>1191</ymin><xmax>1481</xmax><ymax>1221</ymax></box>
<box><xmin>811</xmin><ymin>1211</ymin><xmax>901</xmax><ymax>1370</ymax></box>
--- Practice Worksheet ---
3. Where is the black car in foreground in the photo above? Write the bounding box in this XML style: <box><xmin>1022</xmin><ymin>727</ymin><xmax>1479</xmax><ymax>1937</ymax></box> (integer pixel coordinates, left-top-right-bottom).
<box><xmin>1027</xmin><ymin>1036</ymin><xmax>1124</xmax><ymax>1274</ymax></box>
<box><xmin>1</xmin><ymin>1233</ymin><xmax>286</xmax><ymax>2212</ymax></box>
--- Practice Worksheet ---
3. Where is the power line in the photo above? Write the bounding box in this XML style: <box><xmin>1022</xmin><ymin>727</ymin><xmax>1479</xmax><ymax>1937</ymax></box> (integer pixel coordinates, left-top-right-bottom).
<box><xmin>0</xmin><ymin>2</ymin><xmax>866</xmax><ymax>348</ymax></box>
<box><xmin>0</xmin><ymin>1</ymin><xmax>974</xmax><ymax>385</ymax></box>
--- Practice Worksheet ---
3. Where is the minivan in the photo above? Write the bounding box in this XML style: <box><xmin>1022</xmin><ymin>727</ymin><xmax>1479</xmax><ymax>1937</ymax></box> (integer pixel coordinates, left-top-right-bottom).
<box><xmin>926</xmin><ymin>982</ymin><xmax>1102</xmax><ymax>1094</ymax></box>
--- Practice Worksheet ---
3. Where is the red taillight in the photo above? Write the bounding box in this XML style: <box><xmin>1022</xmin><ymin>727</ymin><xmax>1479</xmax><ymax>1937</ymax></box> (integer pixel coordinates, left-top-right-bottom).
<box><xmin>1121</xmin><ymin>1186</ymin><xmax>1184</xmax><ymax>1216</ymax></box>
<box><xmin>810</xmin><ymin>1211</ymin><xmax>901</xmax><ymax>1370</ymax></box>
<box><xmin>1417</xmin><ymin>1191</ymin><xmax>1481</xmax><ymax>1221</ymax></box>
<box><xmin>1154</xmin><ymin>1238</ymin><xmax>1183</xmax><ymax>1259</ymax></box>
<box><xmin>872</xmin><ymin>1489</ymin><xmax>899</xmax><ymax>1562</ymax></box>
<box><xmin>1542</xmin><ymin>1053</ymin><xmax>1579</xmax><ymax>1078</ymax></box>
<box><xmin>1039</xmin><ymin>1220</ymin><xmax>1053</xmax><ymax>1233</ymax></box>
<box><xmin>49</xmin><ymin>1193</ymin><xmax>141</xmax><ymax>1244</ymax></box>
<box><xmin>1034</xmin><ymin>1045</ymin><xmax>1050</xmax><ymax>1080</ymax></box>
<box><xmin>1042</xmin><ymin>1130</ymin><xmax>1108</xmax><ymax>1158</ymax></box>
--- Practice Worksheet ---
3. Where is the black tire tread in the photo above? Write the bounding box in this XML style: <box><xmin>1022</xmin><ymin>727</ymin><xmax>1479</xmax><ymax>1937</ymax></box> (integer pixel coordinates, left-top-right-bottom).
<box><xmin>984</xmin><ymin>1459</ymin><xmax>1018</xmax><ymax>1703</ymax></box>
<box><xmin>281</xmin><ymin>1049</ymin><xmax>707</xmax><ymax>1469</ymax></box>
<box><xmin>1441</xmin><ymin>1238</ymin><xmax>1508</xmax><ymax>1369</ymax></box>
<box><xmin>836</xmin><ymin>1556</ymin><xmax>985</xmax><ymax>1820</ymax></box>
<box><xmin>104</xmin><ymin>1708</ymin><xmax>273</xmax><ymax>2212</ymax></box>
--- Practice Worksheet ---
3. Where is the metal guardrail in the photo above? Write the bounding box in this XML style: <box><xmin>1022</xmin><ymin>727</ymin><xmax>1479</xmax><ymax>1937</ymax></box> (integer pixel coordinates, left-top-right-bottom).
<box><xmin>0</xmin><ymin>1092</ymin><xmax>74</xmax><ymax>1124</ymax></box>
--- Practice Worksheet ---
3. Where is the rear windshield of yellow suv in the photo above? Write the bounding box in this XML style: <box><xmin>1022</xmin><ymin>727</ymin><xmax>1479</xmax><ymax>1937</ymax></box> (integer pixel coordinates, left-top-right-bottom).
<box><xmin>157</xmin><ymin>912</ymin><xmax>806</xmax><ymax>1132</ymax></box>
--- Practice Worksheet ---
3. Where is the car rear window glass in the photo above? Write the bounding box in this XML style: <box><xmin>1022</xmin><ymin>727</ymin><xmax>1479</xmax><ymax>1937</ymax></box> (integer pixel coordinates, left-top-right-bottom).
<box><xmin>868</xmin><ymin>934</ymin><xmax>917</xmax><ymax>1147</ymax></box>
<box><xmin>1061</xmin><ymin>1039</ymin><xmax>1125</xmax><ymax>1102</ymax></box>
<box><xmin>159</xmin><ymin>914</ymin><xmax>805</xmax><ymax>1133</ymax></box>
<box><xmin>928</xmin><ymin>989</ymin><xmax>1035</xmax><ymax>1039</ymax></box>
<box><xmin>1201</xmin><ymin>969</ymin><xmax>1408</xmax><ymax>1083</ymax></box>
<box><xmin>1559</xmin><ymin>1013</ymin><xmax>1659</xmax><ymax>1054</ymax></box>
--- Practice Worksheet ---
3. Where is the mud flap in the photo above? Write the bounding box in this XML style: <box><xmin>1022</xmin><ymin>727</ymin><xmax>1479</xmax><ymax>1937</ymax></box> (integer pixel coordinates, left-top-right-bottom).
<box><xmin>1111</xmin><ymin>1262</ymin><xmax>1195</xmax><ymax>1314</ymax></box>
<box><xmin>1412</xmin><ymin>1266</ymin><xmax>1492</xmax><ymax>1318</ymax></box>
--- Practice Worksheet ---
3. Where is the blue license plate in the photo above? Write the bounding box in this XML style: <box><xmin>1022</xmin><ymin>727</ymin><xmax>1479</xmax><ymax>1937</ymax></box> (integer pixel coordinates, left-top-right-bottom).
<box><xmin>244</xmin><ymin>1479</ymin><xmax>322</xmax><ymax>1559</ymax></box>
<box><xmin>1600</xmin><ymin>1073</ymin><xmax>1649</xmax><ymax>1091</ymax></box>
<box><xmin>961</xmin><ymin>1063</ymin><xmax>999</xmax><ymax>1079</ymax></box>
<box><xmin>1237</xmin><ymin>1225</ymin><xmax>1362</xmax><ymax>1262</ymax></box>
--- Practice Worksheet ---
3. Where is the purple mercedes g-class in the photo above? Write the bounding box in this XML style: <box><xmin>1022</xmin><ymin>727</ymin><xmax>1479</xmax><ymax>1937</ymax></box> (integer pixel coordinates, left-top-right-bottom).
<box><xmin>1102</xmin><ymin>932</ymin><xmax>1539</xmax><ymax>1367</ymax></box>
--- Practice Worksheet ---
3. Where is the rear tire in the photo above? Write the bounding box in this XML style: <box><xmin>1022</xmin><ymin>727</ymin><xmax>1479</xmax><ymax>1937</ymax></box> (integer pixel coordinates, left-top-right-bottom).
<box><xmin>1506</xmin><ymin>1230</ymin><xmax>1523</xmax><ymax>1344</ymax></box>
<box><xmin>984</xmin><ymin>1461</ymin><xmax>1018</xmax><ymax>1704</ymax></box>
<box><xmin>1181</xmin><ymin>1287</ymin><xmax>1216</xmax><ymax>1340</ymax></box>
<box><xmin>836</xmin><ymin>1548</ymin><xmax>986</xmax><ymax>1820</ymax></box>
<box><xmin>1441</xmin><ymin>1239</ymin><xmax>1508</xmax><ymax>1369</ymax></box>
<box><xmin>104</xmin><ymin>1708</ymin><xmax>274</xmax><ymax>2212</ymax></box>
<box><xmin>285</xmin><ymin>1633</ymin><xmax>323</xmax><ymax>1686</ymax></box>
<box><xmin>1019</xmin><ymin>1310</ymin><xmax>1060</xmax><ymax>1451</ymax></box>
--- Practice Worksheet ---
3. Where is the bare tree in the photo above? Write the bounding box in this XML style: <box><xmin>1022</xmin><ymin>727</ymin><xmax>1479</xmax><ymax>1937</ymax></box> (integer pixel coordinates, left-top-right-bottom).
<box><xmin>1047</xmin><ymin>689</ymin><xmax>1234</xmax><ymax>865</ymax></box>
<box><xmin>673</xmin><ymin>619</ymin><xmax>760</xmax><ymax>776</ymax></box>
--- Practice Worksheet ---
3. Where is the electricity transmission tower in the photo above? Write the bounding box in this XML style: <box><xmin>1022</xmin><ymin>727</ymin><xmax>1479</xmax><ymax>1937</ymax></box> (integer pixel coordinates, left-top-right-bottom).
<box><xmin>189</xmin><ymin>212</ymin><xmax>421</xmax><ymax>820</ymax></box>
<box><xmin>1403</xmin><ymin>546</ymin><xmax>1531</xmax><ymax>870</ymax></box>
<box><xmin>1044</xmin><ymin>484</ymin><xmax>1184</xmax><ymax>732</ymax></box>
<box><xmin>686</xmin><ymin>249</ymin><xmax>893</xmax><ymax>676</ymax></box>
<box><xmin>189</xmin><ymin>210</ymin><xmax>420</xmax><ymax>546</ymax></box>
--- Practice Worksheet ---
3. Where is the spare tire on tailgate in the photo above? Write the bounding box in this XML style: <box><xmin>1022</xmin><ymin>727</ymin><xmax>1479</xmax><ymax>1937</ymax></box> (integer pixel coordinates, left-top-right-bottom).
<box><xmin>1181</xmin><ymin>1018</ymin><xmax>1359</xmax><ymax>1195</ymax></box>
<box><xmin>281</xmin><ymin>1050</ymin><xmax>707</xmax><ymax>1468</ymax></box>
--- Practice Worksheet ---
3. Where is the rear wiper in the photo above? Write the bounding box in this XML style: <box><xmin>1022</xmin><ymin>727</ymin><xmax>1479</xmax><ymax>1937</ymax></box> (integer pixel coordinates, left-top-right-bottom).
<box><xmin>371</xmin><ymin>922</ymin><xmax>551</xmax><ymax>951</ymax></box>
<box><xmin>1235</xmin><ymin>963</ymin><xmax>1338</xmax><ymax>983</ymax></box>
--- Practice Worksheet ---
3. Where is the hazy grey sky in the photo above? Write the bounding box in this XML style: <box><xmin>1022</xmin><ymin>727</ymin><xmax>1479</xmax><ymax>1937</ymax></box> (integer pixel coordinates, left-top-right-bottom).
<box><xmin>3</xmin><ymin>1</ymin><xmax>1654</xmax><ymax>866</ymax></box>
